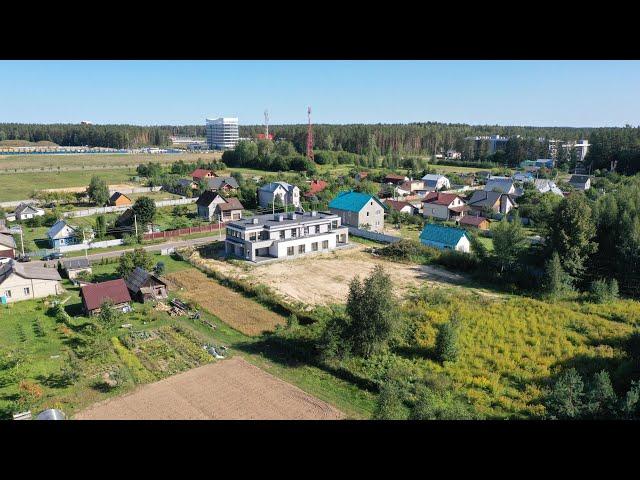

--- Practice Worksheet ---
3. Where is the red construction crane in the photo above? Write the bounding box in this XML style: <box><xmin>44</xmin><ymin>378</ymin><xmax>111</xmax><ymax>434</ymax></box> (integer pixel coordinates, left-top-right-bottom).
<box><xmin>306</xmin><ymin>106</ymin><xmax>314</xmax><ymax>162</ymax></box>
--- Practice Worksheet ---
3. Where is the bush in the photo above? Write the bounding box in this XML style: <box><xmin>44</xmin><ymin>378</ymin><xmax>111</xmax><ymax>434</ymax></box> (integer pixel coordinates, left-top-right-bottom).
<box><xmin>590</xmin><ymin>278</ymin><xmax>619</xmax><ymax>303</ymax></box>
<box><xmin>434</xmin><ymin>250</ymin><xmax>480</xmax><ymax>272</ymax></box>
<box><xmin>435</xmin><ymin>314</ymin><xmax>460</xmax><ymax>363</ymax></box>
<box><xmin>154</xmin><ymin>262</ymin><xmax>165</xmax><ymax>276</ymax></box>
<box><xmin>377</xmin><ymin>240</ymin><xmax>437</xmax><ymax>264</ymax></box>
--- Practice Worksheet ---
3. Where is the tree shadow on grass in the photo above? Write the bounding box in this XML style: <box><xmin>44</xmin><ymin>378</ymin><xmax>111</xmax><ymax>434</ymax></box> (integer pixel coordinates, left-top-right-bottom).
<box><xmin>91</xmin><ymin>272</ymin><xmax>120</xmax><ymax>283</ymax></box>
<box><xmin>36</xmin><ymin>373</ymin><xmax>72</xmax><ymax>389</ymax></box>
<box><xmin>392</xmin><ymin>345</ymin><xmax>437</xmax><ymax>361</ymax></box>
<box><xmin>234</xmin><ymin>334</ymin><xmax>379</xmax><ymax>394</ymax></box>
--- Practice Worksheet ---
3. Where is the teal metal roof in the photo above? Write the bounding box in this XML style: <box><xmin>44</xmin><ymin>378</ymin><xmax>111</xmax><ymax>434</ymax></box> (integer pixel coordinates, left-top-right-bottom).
<box><xmin>419</xmin><ymin>223</ymin><xmax>469</xmax><ymax>248</ymax></box>
<box><xmin>328</xmin><ymin>191</ymin><xmax>386</xmax><ymax>213</ymax></box>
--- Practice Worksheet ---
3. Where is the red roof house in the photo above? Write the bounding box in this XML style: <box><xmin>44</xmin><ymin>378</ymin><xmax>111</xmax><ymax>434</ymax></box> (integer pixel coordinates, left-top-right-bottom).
<box><xmin>80</xmin><ymin>279</ymin><xmax>132</xmax><ymax>316</ymax></box>
<box><xmin>459</xmin><ymin>215</ymin><xmax>490</xmax><ymax>230</ymax></box>
<box><xmin>304</xmin><ymin>179</ymin><xmax>328</xmax><ymax>197</ymax></box>
<box><xmin>191</xmin><ymin>169</ymin><xmax>217</xmax><ymax>181</ymax></box>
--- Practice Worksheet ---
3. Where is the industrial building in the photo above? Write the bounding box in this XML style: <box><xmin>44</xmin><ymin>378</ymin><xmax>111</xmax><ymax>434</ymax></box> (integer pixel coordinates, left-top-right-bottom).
<box><xmin>206</xmin><ymin>117</ymin><xmax>239</xmax><ymax>150</ymax></box>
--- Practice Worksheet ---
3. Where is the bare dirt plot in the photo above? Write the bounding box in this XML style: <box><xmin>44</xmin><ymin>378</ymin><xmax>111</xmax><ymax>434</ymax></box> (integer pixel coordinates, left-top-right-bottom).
<box><xmin>165</xmin><ymin>269</ymin><xmax>286</xmax><ymax>336</ymax></box>
<box><xmin>42</xmin><ymin>183</ymin><xmax>136</xmax><ymax>193</ymax></box>
<box><xmin>74</xmin><ymin>356</ymin><xmax>344</xmax><ymax>420</ymax></box>
<box><xmin>187</xmin><ymin>244</ymin><xmax>472</xmax><ymax>307</ymax></box>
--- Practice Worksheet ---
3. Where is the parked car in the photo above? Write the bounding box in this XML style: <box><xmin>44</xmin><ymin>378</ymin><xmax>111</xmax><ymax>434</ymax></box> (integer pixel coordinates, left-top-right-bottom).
<box><xmin>16</xmin><ymin>254</ymin><xmax>31</xmax><ymax>263</ymax></box>
<box><xmin>42</xmin><ymin>252</ymin><xmax>63</xmax><ymax>261</ymax></box>
<box><xmin>0</xmin><ymin>257</ymin><xmax>12</xmax><ymax>265</ymax></box>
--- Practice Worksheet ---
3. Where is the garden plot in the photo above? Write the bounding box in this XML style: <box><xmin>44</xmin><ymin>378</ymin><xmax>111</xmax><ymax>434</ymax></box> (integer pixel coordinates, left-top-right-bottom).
<box><xmin>164</xmin><ymin>269</ymin><xmax>286</xmax><ymax>336</ymax></box>
<box><xmin>74</xmin><ymin>356</ymin><xmax>344</xmax><ymax>420</ymax></box>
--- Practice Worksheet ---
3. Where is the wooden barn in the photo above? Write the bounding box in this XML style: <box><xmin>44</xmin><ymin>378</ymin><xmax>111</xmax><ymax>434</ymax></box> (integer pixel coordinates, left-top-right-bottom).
<box><xmin>124</xmin><ymin>267</ymin><xmax>168</xmax><ymax>303</ymax></box>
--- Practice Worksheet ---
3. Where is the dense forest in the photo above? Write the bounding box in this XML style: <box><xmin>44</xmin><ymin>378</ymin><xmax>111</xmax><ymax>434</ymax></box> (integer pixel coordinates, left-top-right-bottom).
<box><xmin>2</xmin><ymin>122</ymin><xmax>639</xmax><ymax>173</ymax></box>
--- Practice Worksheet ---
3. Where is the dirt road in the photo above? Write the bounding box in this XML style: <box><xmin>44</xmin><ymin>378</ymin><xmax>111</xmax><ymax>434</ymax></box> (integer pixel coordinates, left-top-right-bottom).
<box><xmin>74</xmin><ymin>357</ymin><xmax>344</xmax><ymax>420</ymax></box>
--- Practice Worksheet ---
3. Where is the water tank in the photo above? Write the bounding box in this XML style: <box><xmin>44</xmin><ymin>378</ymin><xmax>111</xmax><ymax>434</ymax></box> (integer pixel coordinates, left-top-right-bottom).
<box><xmin>36</xmin><ymin>409</ymin><xmax>66</xmax><ymax>420</ymax></box>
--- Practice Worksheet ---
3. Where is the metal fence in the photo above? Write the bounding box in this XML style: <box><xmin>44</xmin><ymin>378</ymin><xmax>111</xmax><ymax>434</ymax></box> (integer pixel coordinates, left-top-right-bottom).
<box><xmin>143</xmin><ymin>223</ymin><xmax>223</xmax><ymax>240</ymax></box>
<box><xmin>347</xmin><ymin>227</ymin><xmax>402</xmax><ymax>244</ymax></box>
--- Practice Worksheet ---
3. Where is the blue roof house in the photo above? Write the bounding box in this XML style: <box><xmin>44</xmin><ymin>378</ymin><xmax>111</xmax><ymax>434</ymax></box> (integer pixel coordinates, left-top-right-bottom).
<box><xmin>328</xmin><ymin>191</ymin><xmax>387</xmax><ymax>232</ymax></box>
<box><xmin>419</xmin><ymin>224</ymin><xmax>471</xmax><ymax>252</ymax></box>
<box><xmin>47</xmin><ymin>220</ymin><xmax>80</xmax><ymax>249</ymax></box>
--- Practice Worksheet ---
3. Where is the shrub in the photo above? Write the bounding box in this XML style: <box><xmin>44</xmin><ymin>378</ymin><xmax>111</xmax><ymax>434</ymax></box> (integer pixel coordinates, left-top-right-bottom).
<box><xmin>154</xmin><ymin>261</ymin><xmax>165</xmax><ymax>276</ymax></box>
<box><xmin>410</xmin><ymin>386</ymin><xmax>476</xmax><ymax>420</ymax></box>
<box><xmin>377</xmin><ymin>240</ymin><xmax>437</xmax><ymax>264</ymax></box>
<box><xmin>435</xmin><ymin>314</ymin><xmax>460</xmax><ymax>363</ymax></box>
<box><xmin>434</xmin><ymin>250</ymin><xmax>479</xmax><ymax>272</ymax></box>
<box><xmin>590</xmin><ymin>278</ymin><xmax>619</xmax><ymax>303</ymax></box>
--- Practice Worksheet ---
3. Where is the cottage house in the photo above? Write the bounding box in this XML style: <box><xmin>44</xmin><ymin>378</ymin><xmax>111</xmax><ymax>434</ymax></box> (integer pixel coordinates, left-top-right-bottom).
<box><xmin>225</xmin><ymin>210</ymin><xmax>348</xmax><ymax>262</ymax></box>
<box><xmin>109</xmin><ymin>192</ymin><xmax>132</xmax><ymax>207</ymax></box>
<box><xmin>47</xmin><ymin>220</ymin><xmax>80</xmax><ymax>248</ymax></box>
<box><xmin>421</xmin><ymin>174</ymin><xmax>451</xmax><ymax>191</ymax></box>
<box><xmin>191</xmin><ymin>169</ymin><xmax>217</xmax><ymax>182</ymax></box>
<box><xmin>61</xmin><ymin>258</ymin><xmax>92</xmax><ymax>280</ymax></box>
<box><xmin>459</xmin><ymin>215</ymin><xmax>490</xmax><ymax>230</ymax></box>
<box><xmin>205</xmin><ymin>176</ymin><xmax>239</xmax><ymax>193</ymax></box>
<box><xmin>420</xmin><ymin>224</ymin><xmax>471</xmax><ymax>253</ymax></box>
<box><xmin>484</xmin><ymin>176</ymin><xmax>516</xmax><ymax>194</ymax></box>
<box><xmin>0</xmin><ymin>233</ymin><xmax>17</xmax><ymax>259</ymax></box>
<box><xmin>383</xmin><ymin>199</ymin><xmax>417</xmax><ymax>215</ymax></box>
<box><xmin>258</xmin><ymin>182</ymin><xmax>301</xmax><ymax>209</ymax></box>
<box><xmin>0</xmin><ymin>220</ymin><xmax>11</xmax><ymax>234</ymax></box>
<box><xmin>80</xmin><ymin>279</ymin><xmax>132</xmax><ymax>316</ymax></box>
<box><xmin>125</xmin><ymin>267</ymin><xmax>168</xmax><ymax>303</ymax></box>
<box><xmin>196</xmin><ymin>191</ymin><xmax>244</xmax><ymax>222</ymax></box>
<box><xmin>421</xmin><ymin>192</ymin><xmax>467</xmax><ymax>221</ymax></box>
<box><xmin>328</xmin><ymin>191</ymin><xmax>386</xmax><ymax>232</ymax></box>
<box><xmin>0</xmin><ymin>260</ymin><xmax>63</xmax><ymax>303</ymax></box>
<box><xmin>569</xmin><ymin>175</ymin><xmax>591</xmax><ymax>191</ymax></box>
<box><xmin>355</xmin><ymin>172</ymin><xmax>369</xmax><ymax>182</ymax></box>
<box><xmin>13</xmin><ymin>203</ymin><xmax>45</xmax><ymax>221</ymax></box>
<box><xmin>304</xmin><ymin>179</ymin><xmax>328</xmax><ymax>199</ymax></box>
<box><xmin>383</xmin><ymin>174</ymin><xmax>409</xmax><ymax>185</ymax></box>
<box><xmin>534</xmin><ymin>179</ymin><xmax>564</xmax><ymax>196</ymax></box>
<box><xmin>467</xmin><ymin>190</ymin><xmax>517</xmax><ymax>215</ymax></box>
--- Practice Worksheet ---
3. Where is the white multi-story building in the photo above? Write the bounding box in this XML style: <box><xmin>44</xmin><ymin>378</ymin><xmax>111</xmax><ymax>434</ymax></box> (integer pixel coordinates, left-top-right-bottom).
<box><xmin>206</xmin><ymin>117</ymin><xmax>239</xmax><ymax>150</ymax></box>
<box><xmin>224</xmin><ymin>211</ymin><xmax>349</xmax><ymax>262</ymax></box>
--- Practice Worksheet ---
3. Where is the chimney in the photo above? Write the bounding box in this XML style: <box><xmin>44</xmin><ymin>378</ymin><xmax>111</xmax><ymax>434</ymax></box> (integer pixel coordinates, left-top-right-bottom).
<box><xmin>311</xmin><ymin>211</ymin><xmax>317</xmax><ymax>217</ymax></box>
<box><xmin>252</xmin><ymin>218</ymin><xmax>259</xmax><ymax>224</ymax></box>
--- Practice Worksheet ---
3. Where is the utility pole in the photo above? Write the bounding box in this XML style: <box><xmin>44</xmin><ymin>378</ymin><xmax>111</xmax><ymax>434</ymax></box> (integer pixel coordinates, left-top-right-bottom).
<box><xmin>264</xmin><ymin>109</ymin><xmax>269</xmax><ymax>139</ymax></box>
<box><xmin>134</xmin><ymin>214</ymin><xmax>138</xmax><ymax>238</ymax></box>
<box><xmin>306</xmin><ymin>106</ymin><xmax>314</xmax><ymax>162</ymax></box>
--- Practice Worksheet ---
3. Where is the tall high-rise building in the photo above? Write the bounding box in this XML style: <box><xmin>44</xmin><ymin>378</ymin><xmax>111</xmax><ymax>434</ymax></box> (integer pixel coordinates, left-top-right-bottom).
<box><xmin>206</xmin><ymin>117</ymin><xmax>239</xmax><ymax>150</ymax></box>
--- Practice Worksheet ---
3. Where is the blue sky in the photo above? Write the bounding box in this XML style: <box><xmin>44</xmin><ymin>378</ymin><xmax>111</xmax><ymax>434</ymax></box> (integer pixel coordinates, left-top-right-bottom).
<box><xmin>0</xmin><ymin>60</ymin><xmax>638</xmax><ymax>127</ymax></box>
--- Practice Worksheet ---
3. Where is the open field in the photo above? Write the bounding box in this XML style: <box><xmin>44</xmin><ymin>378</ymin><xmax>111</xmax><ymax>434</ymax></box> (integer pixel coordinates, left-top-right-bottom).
<box><xmin>165</xmin><ymin>268</ymin><xmax>286</xmax><ymax>335</ymax></box>
<box><xmin>185</xmin><ymin>244</ymin><xmax>496</xmax><ymax>307</ymax></box>
<box><xmin>0</xmin><ymin>152</ymin><xmax>222</xmax><ymax>172</ymax></box>
<box><xmin>0</xmin><ymin>170</ymin><xmax>137</xmax><ymax>201</ymax></box>
<box><xmin>74</xmin><ymin>356</ymin><xmax>344</xmax><ymax>420</ymax></box>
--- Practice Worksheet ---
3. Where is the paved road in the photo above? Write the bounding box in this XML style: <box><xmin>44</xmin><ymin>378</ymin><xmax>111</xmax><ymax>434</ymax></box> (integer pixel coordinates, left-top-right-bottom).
<box><xmin>31</xmin><ymin>234</ymin><xmax>224</xmax><ymax>268</ymax></box>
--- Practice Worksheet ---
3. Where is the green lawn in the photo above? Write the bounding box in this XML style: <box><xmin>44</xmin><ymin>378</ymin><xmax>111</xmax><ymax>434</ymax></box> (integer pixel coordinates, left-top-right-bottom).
<box><xmin>0</xmin><ymin>169</ymin><xmax>137</xmax><ymax>202</ymax></box>
<box><xmin>0</xmin><ymin>152</ymin><xmax>222</xmax><ymax>172</ymax></box>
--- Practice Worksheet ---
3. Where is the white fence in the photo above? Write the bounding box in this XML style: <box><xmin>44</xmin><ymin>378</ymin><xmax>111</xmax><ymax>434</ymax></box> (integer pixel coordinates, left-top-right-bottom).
<box><xmin>62</xmin><ymin>197</ymin><xmax>196</xmax><ymax>218</ymax></box>
<box><xmin>58</xmin><ymin>239</ymin><xmax>124</xmax><ymax>253</ymax></box>
<box><xmin>0</xmin><ymin>199</ymin><xmax>38</xmax><ymax>208</ymax></box>
<box><xmin>107</xmin><ymin>186</ymin><xmax>162</xmax><ymax>195</ymax></box>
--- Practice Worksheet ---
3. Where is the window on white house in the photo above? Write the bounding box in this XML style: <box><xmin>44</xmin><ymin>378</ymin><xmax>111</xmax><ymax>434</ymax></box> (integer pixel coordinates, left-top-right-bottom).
<box><xmin>4</xmin><ymin>290</ymin><xmax>11</xmax><ymax>298</ymax></box>
<box><xmin>287</xmin><ymin>246</ymin><xmax>294</xmax><ymax>256</ymax></box>
<box><xmin>23</xmin><ymin>287</ymin><xmax>30</xmax><ymax>296</ymax></box>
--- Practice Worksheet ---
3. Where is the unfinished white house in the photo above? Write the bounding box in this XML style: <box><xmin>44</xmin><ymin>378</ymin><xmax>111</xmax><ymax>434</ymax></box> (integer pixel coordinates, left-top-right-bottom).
<box><xmin>257</xmin><ymin>182</ymin><xmax>301</xmax><ymax>209</ymax></box>
<box><xmin>224</xmin><ymin>211</ymin><xmax>349</xmax><ymax>262</ymax></box>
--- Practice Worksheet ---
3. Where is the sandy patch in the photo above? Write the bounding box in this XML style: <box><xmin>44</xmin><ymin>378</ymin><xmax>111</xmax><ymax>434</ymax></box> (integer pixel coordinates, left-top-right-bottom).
<box><xmin>42</xmin><ymin>183</ymin><xmax>136</xmax><ymax>193</ymax></box>
<box><xmin>74</xmin><ymin>357</ymin><xmax>344</xmax><ymax>420</ymax></box>
<box><xmin>186</xmin><ymin>244</ymin><xmax>469</xmax><ymax>307</ymax></box>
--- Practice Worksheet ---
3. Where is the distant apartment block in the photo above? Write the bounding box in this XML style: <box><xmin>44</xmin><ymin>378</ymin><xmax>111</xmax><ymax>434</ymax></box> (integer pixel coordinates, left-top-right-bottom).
<box><xmin>206</xmin><ymin>117</ymin><xmax>239</xmax><ymax>150</ymax></box>
<box><xmin>224</xmin><ymin>211</ymin><xmax>349</xmax><ymax>262</ymax></box>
